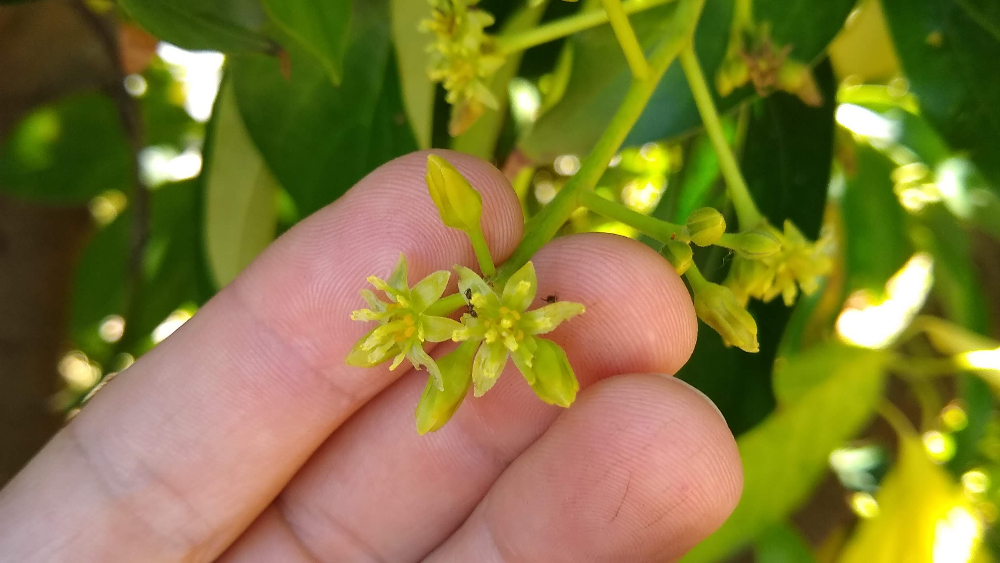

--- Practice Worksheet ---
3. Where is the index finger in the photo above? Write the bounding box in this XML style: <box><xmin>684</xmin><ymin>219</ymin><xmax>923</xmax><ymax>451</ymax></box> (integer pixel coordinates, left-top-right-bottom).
<box><xmin>0</xmin><ymin>151</ymin><xmax>523</xmax><ymax>562</ymax></box>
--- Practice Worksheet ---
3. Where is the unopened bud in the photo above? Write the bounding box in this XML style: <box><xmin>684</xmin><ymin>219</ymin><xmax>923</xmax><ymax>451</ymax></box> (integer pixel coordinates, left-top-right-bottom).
<box><xmin>661</xmin><ymin>240</ymin><xmax>693</xmax><ymax>275</ymax></box>
<box><xmin>778</xmin><ymin>60</ymin><xmax>822</xmax><ymax>107</ymax></box>
<box><xmin>525</xmin><ymin>338</ymin><xmax>579</xmax><ymax>407</ymax></box>
<box><xmin>734</xmin><ymin>228</ymin><xmax>782</xmax><ymax>258</ymax></box>
<box><xmin>717</xmin><ymin>56</ymin><xmax>749</xmax><ymax>97</ymax></box>
<box><xmin>426</xmin><ymin>154</ymin><xmax>484</xmax><ymax>234</ymax></box>
<box><xmin>415</xmin><ymin>340</ymin><xmax>477</xmax><ymax>434</ymax></box>
<box><xmin>693</xmin><ymin>282</ymin><xmax>759</xmax><ymax>353</ymax></box>
<box><xmin>686</xmin><ymin>207</ymin><xmax>726</xmax><ymax>246</ymax></box>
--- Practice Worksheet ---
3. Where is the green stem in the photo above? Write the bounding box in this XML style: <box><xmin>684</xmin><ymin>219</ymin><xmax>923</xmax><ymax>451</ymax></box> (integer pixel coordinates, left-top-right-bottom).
<box><xmin>578</xmin><ymin>191</ymin><xmax>689</xmax><ymax>242</ymax></box>
<box><xmin>678</xmin><ymin>45</ymin><xmax>764</xmax><ymax>229</ymax></box>
<box><xmin>494</xmin><ymin>0</ymin><xmax>707</xmax><ymax>285</ymax></box>
<box><xmin>683</xmin><ymin>259</ymin><xmax>711</xmax><ymax>291</ymax></box>
<box><xmin>601</xmin><ymin>0</ymin><xmax>650</xmax><ymax>79</ymax></box>
<box><xmin>494</xmin><ymin>0</ymin><xmax>677</xmax><ymax>55</ymax></box>
<box><xmin>425</xmin><ymin>293</ymin><xmax>466</xmax><ymax>317</ymax></box>
<box><xmin>469</xmin><ymin>231</ymin><xmax>496</xmax><ymax>278</ymax></box>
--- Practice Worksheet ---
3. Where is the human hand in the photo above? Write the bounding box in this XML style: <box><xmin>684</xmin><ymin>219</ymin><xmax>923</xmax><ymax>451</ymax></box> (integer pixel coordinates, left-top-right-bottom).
<box><xmin>0</xmin><ymin>151</ymin><xmax>742</xmax><ymax>562</ymax></box>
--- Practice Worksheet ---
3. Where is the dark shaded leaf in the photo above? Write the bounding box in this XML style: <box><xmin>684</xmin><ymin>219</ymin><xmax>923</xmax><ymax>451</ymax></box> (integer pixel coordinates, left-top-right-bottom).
<box><xmin>881</xmin><ymin>0</ymin><xmax>1000</xmax><ymax>189</ymax></box>
<box><xmin>231</xmin><ymin>0</ymin><xmax>417</xmax><ymax>217</ymax></box>
<box><xmin>261</xmin><ymin>0</ymin><xmax>351</xmax><ymax>84</ymax></box>
<box><xmin>119</xmin><ymin>0</ymin><xmax>277</xmax><ymax>54</ymax></box>
<box><xmin>0</xmin><ymin>93</ymin><xmax>130</xmax><ymax>203</ymax></box>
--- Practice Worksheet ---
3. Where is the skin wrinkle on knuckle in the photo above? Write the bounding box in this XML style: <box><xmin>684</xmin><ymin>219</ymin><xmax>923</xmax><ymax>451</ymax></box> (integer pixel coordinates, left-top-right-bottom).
<box><xmin>277</xmin><ymin>490</ymin><xmax>388</xmax><ymax>563</ymax></box>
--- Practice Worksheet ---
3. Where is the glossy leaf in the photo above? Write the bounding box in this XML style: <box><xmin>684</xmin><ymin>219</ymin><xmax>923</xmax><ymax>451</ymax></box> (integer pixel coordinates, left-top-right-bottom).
<box><xmin>203</xmin><ymin>80</ymin><xmax>278</xmax><ymax>289</ymax></box>
<box><xmin>520</xmin><ymin>0</ymin><xmax>855</xmax><ymax>161</ymax></box>
<box><xmin>231</xmin><ymin>0</ymin><xmax>417</xmax><ymax>217</ymax></box>
<box><xmin>119</xmin><ymin>0</ymin><xmax>276</xmax><ymax>54</ymax></box>
<box><xmin>881</xmin><ymin>0</ymin><xmax>1000</xmax><ymax>189</ymax></box>
<box><xmin>391</xmin><ymin>0</ymin><xmax>435</xmax><ymax>148</ymax></box>
<box><xmin>261</xmin><ymin>0</ymin><xmax>351</xmax><ymax>84</ymax></box>
<box><xmin>0</xmin><ymin>93</ymin><xmax>130</xmax><ymax>203</ymax></box>
<box><xmin>681</xmin><ymin>344</ymin><xmax>887</xmax><ymax>563</ymax></box>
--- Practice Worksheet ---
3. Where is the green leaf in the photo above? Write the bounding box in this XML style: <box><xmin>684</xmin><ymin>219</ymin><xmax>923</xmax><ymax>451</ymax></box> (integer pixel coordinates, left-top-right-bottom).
<box><xmin>231</xmin><ymin>0</ymin><xmax>417</xmax><ymax>217</ymax></box>
<box><xmin>118</xmin><ymin>0</ymin><xmax>276</xmax><ymax>54</ymax></box>
<box><xmin>391</xmin><ymin>0</ymin><xmax>434</xmax><ymax>149</ymax></box>
<box><xmin>839</xmin><ymin>144</ymin><xmax>912</xmax><ymax>293</ymax></box>
<box><xmin>261</xmin><ymin>0</ymin><xmax>351</xmax><ymax>85</ymax></box>
<box><xmin>520</xmin><ymin>0</ymin><xmax>855</xmax><ymax>162</ymax></box>
<box><xmin>681</xmin><ymin>344</ymin><xmax>887</xmax><ymax>563</ymax></box>
<box><xmin>0</xmin><ymin>93</ymin><xmax>130</xmax><ymax>203</ymax></box>
<box><xmin>677</xmin><ymin>62</ymin><xmax>837</xmax><ymax>435</ymax></box>
<box><xmin>203</xmin><ymin>80</ymin><xmax>278</xmax><ymax>289</ymax></box>
<box><xmin>753</xmin><ymin>522</ymin><xmax>818</xmax><ymax>563</ymax></box>
<box><xmin>881</xmin><ymin>0</ymin><xmax>1000</xmax><ymax>189</ymax></box>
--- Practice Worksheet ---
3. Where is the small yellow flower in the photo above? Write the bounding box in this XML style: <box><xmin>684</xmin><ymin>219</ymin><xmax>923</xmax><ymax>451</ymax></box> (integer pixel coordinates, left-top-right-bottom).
<box><xmin>453</xmin><ymin>262</ymin><xmax>585</xmax><ymax>405</ymax></box>
<box><xmin>347</xmin><ymin>254</ymin><xmax>464</xmax><ymax>389</ymax></box>
<box><xmin>693</xmin><ymin>281</ymin><xmax>759</xmax><ymax>353</ymax></box>
<box><xmin>414</xmin><ymin>340</ymin><xmax>477</xmax><ymax>434</ymax></box>
<box><xmin>726</xmin><ymin>220</ymin><xmax>833</xmax><ymax>306</ymax></box>
<box><xmin>421</xmin><ymin>0</ymin><xmax>506</xmax><ymax>135</ymax></box>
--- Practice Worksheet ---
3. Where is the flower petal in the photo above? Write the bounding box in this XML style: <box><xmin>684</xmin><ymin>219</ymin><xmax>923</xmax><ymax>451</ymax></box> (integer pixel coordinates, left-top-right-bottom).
<box><xmin>346</xmin><ymin>328</ymin><xmax>396</xmax><ymax>367</ymax></box>
<box><xmin>455</xmin><ymin>265</ymin><xmax>497</xmax><ymax>306</ymax></box>
<box><xmin>410</xmin><ymin>270</ymin><xmax>451</xmax><ymax>311</ymax></box>
<box><xmin>501</xmin><ymin>261</ymin><xmax>537</xmax><ymax>312</ymax></box>
<box><xmin>452</xmin><ymin>315</ymin><xmax>488</xmax><ymax>341</ymax></box>
<box><xmin>510</xmin><ymin>336</ymin><xmax>537</xmax><ymax>384</ymax></box>
<box><xmin>526</xmin><ymin>338</ymin><xmax>579</xmax><ymax>408</ymax></box>
<box><xmin>414</xmin><ymin>340</ymin><xmax>477</xmax><ymax>434</ymax></box>
<box><xmin>522</xmin><ymin>301</ymin><xmax>586</xmax><ymax>335</ymax></box>
<box><xmin>423</xmin><ymin>315</ymin><xmax>464</xmax><ymax>343</ymax></box>
<box><xmin>360</xmin><ymin>289</ymin><xmax>387</xmax><ymax>312</ymax></box>
<box><xmin>387</xmin><ymin>253</ymin><xmax>409</xmax><ymax>292</ymax></box>
<box><xmin>472</xmin><ymin>340</ymin><xmax>508</xmax><ymax>397</ymax></box>
<box><xmin>408</xmin><ymin>344</ymin><xmax>444</xmax><ymax>390</ymax></box>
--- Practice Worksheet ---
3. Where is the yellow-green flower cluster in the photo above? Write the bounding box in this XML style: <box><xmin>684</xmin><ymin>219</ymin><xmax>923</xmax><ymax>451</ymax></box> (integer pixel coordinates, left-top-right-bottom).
<box><xmin>726</xmin><ymin>220</ymin><xmax>833</xmax><ymax>306</ymax></box>
<box><xmin>347</xmin><ymin>254</ymin><xmax>463</xmax><ymax>389</ymax></box>
<box><xmin>421</xmin><ymin>0</ymin><xmax>506</xmax><ymax>135</ymax></box>
<box><xmin>348</xmin><ymin>256</ymin><xmax>586</xmax><ymax>434</ymax></box>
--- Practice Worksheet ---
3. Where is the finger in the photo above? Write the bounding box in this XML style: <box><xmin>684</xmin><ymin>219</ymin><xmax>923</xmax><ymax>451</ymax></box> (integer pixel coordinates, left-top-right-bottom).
<box><xmin>0</xmin><ymin>150</ymin><xmax>523</xmax><ymax>562</ymax></box>
<box><xmin>217</xmin><ymin>233</ymin><xmax>698</xmax><ymax>562</ymax></box>
<box><xmin>426</xmin><ymin>374</ymin><xmax>743</xmax><ymax>562</ymax></box>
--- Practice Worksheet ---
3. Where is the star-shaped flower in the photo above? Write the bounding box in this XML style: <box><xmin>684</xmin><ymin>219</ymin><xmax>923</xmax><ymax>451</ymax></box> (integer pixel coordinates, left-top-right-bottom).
<box><xmin>452</xmin><ymin>262</ymin><xmax>585</xmax><ymax>406</ymax></box>
<box><xmin>347</xmin><ymin>254</ymin><xmax>464</xmax><ymax>389</ymax></box>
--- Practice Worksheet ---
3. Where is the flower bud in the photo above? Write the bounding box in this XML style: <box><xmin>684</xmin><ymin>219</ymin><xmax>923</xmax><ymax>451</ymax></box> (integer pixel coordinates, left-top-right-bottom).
<box><xmin>415</xmin><ymin>340</ymin><xmax>477</xmax><ymax>434</ymax></box>
<box><xmin>693</xmin><ymin>282</ymin><xmax>759</xmax><ymax>353</ymax></box>
<box><xmin>734</xmin><ymin>227</ymin><xmax>782</xmax><ymax>258</ymax></box>
<box><xmin>729</xmin><ymin>255</ymin><xmax>774</xmax><ymax>297</ymax></box>
<box><xmin>426</xmin><ymin>154</ymin><xmax>484</xmax><ymax>234</ymax></box>
<box><xmin>660</xmin><ymin>240</ymin><xmax>693</xmax><ymax>275</ymax></box>
<box><xmin>716</xmin><ymin>56</ymin><xmax>749</xmax><ymax>97</ymax></box>
<box><xmin>777</xmin><ymin>60</ymin><xmax>822</xmax><ymax>107</ymax></box>
<box><xmin>525</xmin><ymin>338</ymin><xmax>579</xmax><ymax>408</ymax></box>
<box><xmin>686</xmin><ymin>207</ymin><xmax>726</xmax><ymax>246</ymax></box>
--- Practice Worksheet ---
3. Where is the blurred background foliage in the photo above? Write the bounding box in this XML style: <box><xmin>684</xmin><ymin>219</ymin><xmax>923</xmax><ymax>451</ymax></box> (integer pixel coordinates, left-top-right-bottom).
<box><xmin>1</xmin><ymin>0</ymin><xmax>999</xmax><ymax>560</ymax></box>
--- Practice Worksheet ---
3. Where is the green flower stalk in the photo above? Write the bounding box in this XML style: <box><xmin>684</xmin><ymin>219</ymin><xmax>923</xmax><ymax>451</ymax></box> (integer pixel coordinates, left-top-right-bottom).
<box><xmin>347</xmin><ymin>254</ymin><xmax>464</xmax><ymax>389</ymax></box>
<box><xmin>453</xmin><ymin>262</ymin><xmax>585</xmax><ymax>405</ymax></box>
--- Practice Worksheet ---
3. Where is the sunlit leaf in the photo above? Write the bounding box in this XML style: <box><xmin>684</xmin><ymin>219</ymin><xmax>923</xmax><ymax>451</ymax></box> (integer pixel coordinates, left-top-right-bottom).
<box><xmin>391</xmin><ymin>0</ymin><xmax>434</xmax><ymax>149</ymax></box>
<box><xmin>203</xmin><ymin>80</ymin><xmax>277</xmax><ymax>289</ymax></box>
<box><xmin>837</xmin><ymin>435</ymin><xmax>982</xmax><ymax>563</ymax></box>
<box><xmin>261</xmin><ymin>0</ymin><xmax>351</xmax><ymax>85</ymax></box>
<box><xmin>681</xmin><ymin>344</ymin><xmax>887</xmax><ymax>563</ymax></box>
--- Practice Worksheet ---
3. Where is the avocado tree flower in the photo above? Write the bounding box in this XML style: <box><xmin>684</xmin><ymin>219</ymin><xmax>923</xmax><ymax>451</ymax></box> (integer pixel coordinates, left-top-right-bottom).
<box><xmin>347</xmin><ymin>254</ymin><xmax>464</xmax><ymax>389</ymax></box>
<box><xmin>452</xmin><ymin>262</ymin><xmax>585</xmax><ymax>406</ymax></box>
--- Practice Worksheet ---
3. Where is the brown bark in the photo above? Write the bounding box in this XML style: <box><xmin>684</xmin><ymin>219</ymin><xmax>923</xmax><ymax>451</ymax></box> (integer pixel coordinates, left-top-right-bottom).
<box><xmin>0</xmin><ymin>0</ymin><xmax>118</xmax><ymax>484</ymax></box>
